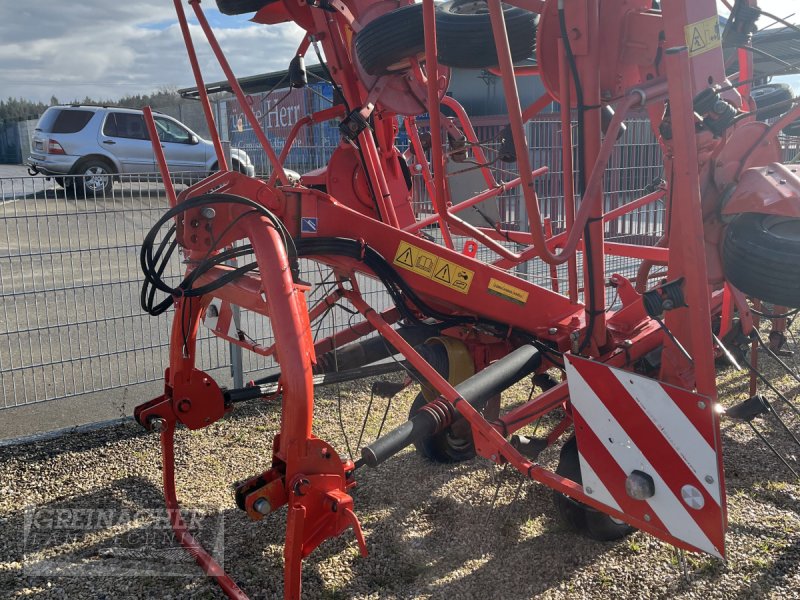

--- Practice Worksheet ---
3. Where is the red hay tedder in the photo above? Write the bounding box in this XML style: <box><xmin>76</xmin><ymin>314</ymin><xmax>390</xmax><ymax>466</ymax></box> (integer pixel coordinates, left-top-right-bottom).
<box><xmin>133</xmin><ymin>0</ymin><xmax>800</xmax><ymax>597</ymax></box>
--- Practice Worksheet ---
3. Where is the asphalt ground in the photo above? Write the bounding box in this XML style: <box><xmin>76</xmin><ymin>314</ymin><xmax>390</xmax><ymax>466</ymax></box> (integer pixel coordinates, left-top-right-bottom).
<box><xmin>0</xmin><ymin>168</ymin><xmax>653</xmax><ymax>441</ymax></box>
<box><xmin>0</xmin><ymin>170</ymin><xmax>232</xmax><ymax>439</ymax></box>
<box><xmin>0</xmin><ymin>170</ymin><xmax>387</xmax><ymax>439</ymax></box>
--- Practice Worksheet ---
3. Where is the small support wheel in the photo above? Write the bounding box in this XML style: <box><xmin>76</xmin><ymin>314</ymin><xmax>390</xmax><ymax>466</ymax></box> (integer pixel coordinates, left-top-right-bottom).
<box><xmin>552</xmin><ymin>436</ymin><xmax>635</xmax><ymax>541</ymax></box>
<box><xmin>409</xmin><ymin>391</ymin><xmax>476</xmax><ymax>463</ymax></box>
<box><xmin>408</xmin><ymin>338</ymin><xmax>476</xmax><ymax>463</ymax></box>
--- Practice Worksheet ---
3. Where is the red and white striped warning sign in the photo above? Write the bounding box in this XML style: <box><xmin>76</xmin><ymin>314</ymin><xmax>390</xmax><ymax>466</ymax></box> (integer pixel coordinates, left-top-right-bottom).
<box><xmin>565</xmin><ymin>355</ymin><xmax>726</xmax><ymax>558</ymax></box>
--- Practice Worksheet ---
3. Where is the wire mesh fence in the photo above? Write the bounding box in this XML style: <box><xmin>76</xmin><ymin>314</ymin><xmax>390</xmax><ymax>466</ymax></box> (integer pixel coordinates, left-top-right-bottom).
<box><xmin>2</xmin><ymin>116</ymin><xmax>791</xmax><ymax>414</ymax></box>
<box><xmin>0</xmin><ymin>173</ymin><xmax>231</xmax><ymax>409</ymax></box>
<box><xmin>409</xmin><ymin>116</ymin><xmax>666</xmax><ymax>304</ymax></box>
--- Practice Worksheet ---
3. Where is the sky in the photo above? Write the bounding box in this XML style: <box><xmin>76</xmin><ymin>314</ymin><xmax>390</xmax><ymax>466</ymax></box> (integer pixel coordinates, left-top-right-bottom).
<box><xmin>0</xmin><ymin>0</ymin><xmax>796</xmax><ymax>104</ymax></box>
<box><xmin>0</xmin><ymin>1</ymin><xmax>306</xmax><ymax>103</ymax></box>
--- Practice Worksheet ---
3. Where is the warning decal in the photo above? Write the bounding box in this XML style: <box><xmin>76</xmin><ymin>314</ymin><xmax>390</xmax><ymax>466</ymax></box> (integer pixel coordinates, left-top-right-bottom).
<box><xmin>684</xmin><ymin>16</ymin><xmax>721</xmax><ymax>58</ymax></box>
<box><xmin>487</xmin><ymin>277</ymin><xmax>529</xmax><ymax>305</ymax></box>
<box><xmin>393</xmin><ymin>241</ymin><xmax>474</xmax><ymax>294</ymax></box>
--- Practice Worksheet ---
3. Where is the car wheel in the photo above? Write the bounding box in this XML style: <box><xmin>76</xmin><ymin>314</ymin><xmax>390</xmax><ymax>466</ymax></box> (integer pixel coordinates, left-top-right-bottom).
<box><xmin>74</xmin><ymin>159</ymin><xmax>114</xmax><ymax>197</ymax></box>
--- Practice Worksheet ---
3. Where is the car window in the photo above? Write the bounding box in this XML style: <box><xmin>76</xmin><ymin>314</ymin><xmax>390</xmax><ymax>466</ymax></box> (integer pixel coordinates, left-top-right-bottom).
<box><xmin>36</xmin><ymin>109</ymin><xmax>93</xmax><ymax>134</ymax></box>
<box><xmin>103</xmin><ymin>113</ymin><xmax>149</xmax><ymax>140</ymax></box>
<box><xmin>154</xmin><ymin>117</ymin><xmax>192</xmax><ymax>144</ymax></box>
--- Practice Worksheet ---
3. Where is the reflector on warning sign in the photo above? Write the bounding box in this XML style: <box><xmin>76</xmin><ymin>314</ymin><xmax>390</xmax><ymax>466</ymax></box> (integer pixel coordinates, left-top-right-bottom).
<box><xmin>565</xmin><ymin>355</ymin><xmax>726</xmax><ymax>558</ymax></box>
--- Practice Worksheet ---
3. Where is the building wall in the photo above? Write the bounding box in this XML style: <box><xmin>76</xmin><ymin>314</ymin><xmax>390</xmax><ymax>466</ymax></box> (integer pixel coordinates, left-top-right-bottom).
<box><xmin>446</xmin><ymin>69</ymin><xmax>555</xmax><ymax>116</ymax></box>
<box><xmin>0</xmin><ymin>119</ymin><xmax>37</xmax><ymax>165</ymax></box>
<box><xmin>208</xmin><ymin>68</ymin><xmax>555</xmax><ymax>174</ymax></box>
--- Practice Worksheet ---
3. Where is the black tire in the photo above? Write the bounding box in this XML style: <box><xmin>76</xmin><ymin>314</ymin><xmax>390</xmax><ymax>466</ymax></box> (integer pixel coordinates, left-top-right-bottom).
<box><xmin>723</xmin><ymin>212</ymin><xmax>800</xmax><ymax>308</ymax></box>
<box><xmin>215</xmin><ymin>0</ymin><xmax>276</xmax><ymax>15</ymax></box>
<box><xmin>436</xmin><ymin>0</ymin><xmax>537</xmax><ymax>69</ymax></box>
<box><xmin>783</xmin><ymin>119</ymin><xmax>800</xmax><ymax>137</ymax></box>
<box><xmin>408</xmin><ymin>342</ymin><xmax>476</xmax><ymax>463</ymax></box>
<box><xmin>552</xmin><ymin>437</ymin><xmax>635</xmax><ymax>541</ymax></box>
<box><xmin>355</xmin><ymin>1</ymin><xmax>537</xmax><ymax>76</ymax></box>
<box><xmin>73</xmin><ymin>158</ymin><xmax>114</xmax><ymax>197</ymax></box>
<box><xmin>356</xmin><ymin>4</ymin><xmax>426</xmax><ymax>75</ymax></box>
<box><xmin>750</xmin><ymin>83</ymin><xmax>794</xmax><ymax>121</ymax></box>
<box><xmin>410</xmin><ymin>391</ymin><xmax>476</xmax><ymax>463</ymax></box>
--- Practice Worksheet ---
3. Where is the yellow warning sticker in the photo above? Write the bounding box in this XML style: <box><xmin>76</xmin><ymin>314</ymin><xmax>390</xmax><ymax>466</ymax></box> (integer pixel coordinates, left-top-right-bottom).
<box><xmin>487</xmin><ymin>277</ymin><xmax>529</xmax><ymax>306</ymax></box>
<box><xmin>684</xmin><ymin>15</ymin><xmax>721</xmax><ymax>58</ymax></box>
<box><xmin>393</xmin><ymin>241</ymin><xmax>474</xmax><ymax>294</ymax></box>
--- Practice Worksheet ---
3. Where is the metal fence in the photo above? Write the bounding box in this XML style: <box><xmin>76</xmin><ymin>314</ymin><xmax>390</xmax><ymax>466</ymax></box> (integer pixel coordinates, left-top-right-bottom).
<box><xmin>3</xmin><ymin>121</ymin><xmax>797</xmax><ymax>413</ymax></box>
<box><xmin>0</xmin><ymin>171</ymin><xmax>391</xmax><ymax>409</ymax></box>
<box><xmin>407</xmin><ymin>117</ymin><xmax>667</xmax><ymax>303</ymax></box>
<box><xmin>0</xmin><ymin>173</ymin><xmax>232</xmax><ymax>409</ymax></box>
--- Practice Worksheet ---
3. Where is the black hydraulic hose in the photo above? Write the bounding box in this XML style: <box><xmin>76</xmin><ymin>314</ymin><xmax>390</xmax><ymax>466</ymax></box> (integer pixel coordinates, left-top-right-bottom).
<box><xmin>359</xmin><ymin>343</ymin><xmax>542</xmax><ymax>468</ymax></box>
<box><xmin>252</xmin><ymin>325</ymin><xmax>438</xmax><ymax>385</ymax></box>
<box><xmin>314</xmin><ymin>325</ymin><xmax>436</xmax><ymax>374</ymax></box>
<box><xmin>558</xmin><ymin>6</ymin><xmax>597</xmax><ymax>354</ymax></box>
<box><xmin>140</xmin><ymin>193</ymin><xmax>289</xmax><ymax>315</ymax></box>
<box><xmin>296</xmin><ymin>237</ymin><xmax>482</xmax><ymax>328</ymax></box>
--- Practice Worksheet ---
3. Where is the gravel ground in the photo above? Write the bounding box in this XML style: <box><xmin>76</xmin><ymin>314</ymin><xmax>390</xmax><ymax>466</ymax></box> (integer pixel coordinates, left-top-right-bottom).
<box><xmin>1</xmin><ymin>335</ymin><xmax>799</xmax><ymax>599</ymax></box>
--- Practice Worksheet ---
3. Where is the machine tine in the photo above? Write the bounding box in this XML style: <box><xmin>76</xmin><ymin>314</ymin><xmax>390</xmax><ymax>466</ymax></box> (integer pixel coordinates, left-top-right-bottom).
<box><xmin>748</xmin><ymin>422</ymin><xmax>800</xmax><ymax>481</ymax></box>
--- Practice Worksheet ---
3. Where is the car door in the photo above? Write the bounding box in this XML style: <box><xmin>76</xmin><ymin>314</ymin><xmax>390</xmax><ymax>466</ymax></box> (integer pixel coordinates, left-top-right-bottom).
<box><xmin>99</xmin><ymin>112</ymin><xmax>155</xmax><ymax>174</ymax></box>
<box><xmin>154</xmin><ymin>116</ymin><xmax>207</xmax><ymax>176</ymax></box>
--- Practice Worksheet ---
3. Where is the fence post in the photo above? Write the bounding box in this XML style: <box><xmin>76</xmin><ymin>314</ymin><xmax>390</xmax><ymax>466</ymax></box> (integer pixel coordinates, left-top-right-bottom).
<box><xmin>230</xmin><ymin>303</ymin><xmax>244</xmax><ymax>388</ymax></box>
<box><xmin>226</xmin><ymin>246</ymin><xmax>245</xmax><ymax>388</ymax></box>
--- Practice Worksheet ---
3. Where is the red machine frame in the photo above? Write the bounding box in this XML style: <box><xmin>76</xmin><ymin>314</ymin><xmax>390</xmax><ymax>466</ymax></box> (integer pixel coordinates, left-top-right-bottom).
<box><xmin>133</xmin><ymin>0</ymin><xmax>800</xmax><ymax>598</ymax></box>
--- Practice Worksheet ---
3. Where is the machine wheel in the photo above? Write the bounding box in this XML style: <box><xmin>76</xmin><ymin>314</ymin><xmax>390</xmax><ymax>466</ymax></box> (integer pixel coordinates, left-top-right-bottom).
<box><xmin>355</xmin><ymin>4</ymin><xmax>426</xmax><ymax>75</ymax></box>
<box><xmin>215</xmin><ymin>0</ymin><xmax>276</xmax><ymax>15</ymax></box>
<box><xmin>355</xmin><ymin>1</ymin><xmax>537</xmax><ymax>75</ymax></box>
<box><xmin>723</xmin><ymin>212</ymin><xmax>800</xmax><ymax>308</ymax></box>
<box><xmin>408</xmin><ymin>341</ymin><xmax>476</xmax><ymax>463</ymax></box>
<box><xmin>552</xmin><ymin>436</ymin><xmax>635</xmax><ymax>541</ymax></box>
<box><xmin>435</xmin><ymin>0</ymin><xmax>537</xmax><ymax>69</ymax></box>
<box><xmin>73</xmin><ymin>159</ymin><xmax>114</xmax><ymax>196</ymax></box>
<box><xmin>750</xmin><ymin>83</ymin><xmax>794</xmax><ymax>121</ymax></box>
<box><xmin>783</xmin><ymin>119</ymin><xmax>800</xmax><ymax>137</ymax></box>
<box><xmin>409</xmin><ymin>391</ymin><xmax>476</xmax><ymax>463</ymax></box>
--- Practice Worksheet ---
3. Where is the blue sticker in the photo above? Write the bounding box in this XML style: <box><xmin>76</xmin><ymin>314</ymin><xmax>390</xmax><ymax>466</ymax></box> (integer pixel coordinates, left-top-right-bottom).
<box><xmin>301</xmin><ymin>217</ymin><xmax>318</xmax><ymax>233</ymax></box>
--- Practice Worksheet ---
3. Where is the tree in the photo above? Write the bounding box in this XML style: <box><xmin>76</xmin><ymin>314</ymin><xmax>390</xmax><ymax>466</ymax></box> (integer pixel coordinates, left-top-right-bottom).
<box><xmin>0</xmin><ymin>87</ymin><xmax>183</xmax><ymax>123</ymax></box>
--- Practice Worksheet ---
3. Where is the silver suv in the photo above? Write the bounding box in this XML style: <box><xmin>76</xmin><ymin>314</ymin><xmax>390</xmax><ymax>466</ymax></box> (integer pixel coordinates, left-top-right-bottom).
<box><xmin>27</xmin><ymin>105</ymin><xmax>254</xmax><ymax>195</ymax></box>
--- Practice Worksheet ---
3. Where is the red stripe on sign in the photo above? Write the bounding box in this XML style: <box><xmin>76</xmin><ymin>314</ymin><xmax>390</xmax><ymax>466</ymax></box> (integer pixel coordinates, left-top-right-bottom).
<box><xmin>573</xmin><ymin>412</ymin><xmax>669</xmax><ymax>533</ymax></box>
<box><xmin>657</xmin><ymin>381</ymin><xmax>716</xmax><ymax>449</ymax></box>
<box><xmin>570</xmin><ymin>359</ymin><xmax>724</xmax><ymax>550</ymax></box>
<box><xmin>574</xmin><ymin>411</ymin><xmax>725</xmax><ymax>555</ymax></box>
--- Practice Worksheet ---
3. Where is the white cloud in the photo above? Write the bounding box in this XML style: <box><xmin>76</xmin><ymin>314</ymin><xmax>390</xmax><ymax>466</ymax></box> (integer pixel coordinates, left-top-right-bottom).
<box><xmin>0</xmin><ymin>1</ymin><xmax>797</xmax><ymax>103</ymax></box>
<box><xmin>0</xmin><ymin>0</ymin><xmax>305</xmax><ymax>103</ymax></box>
